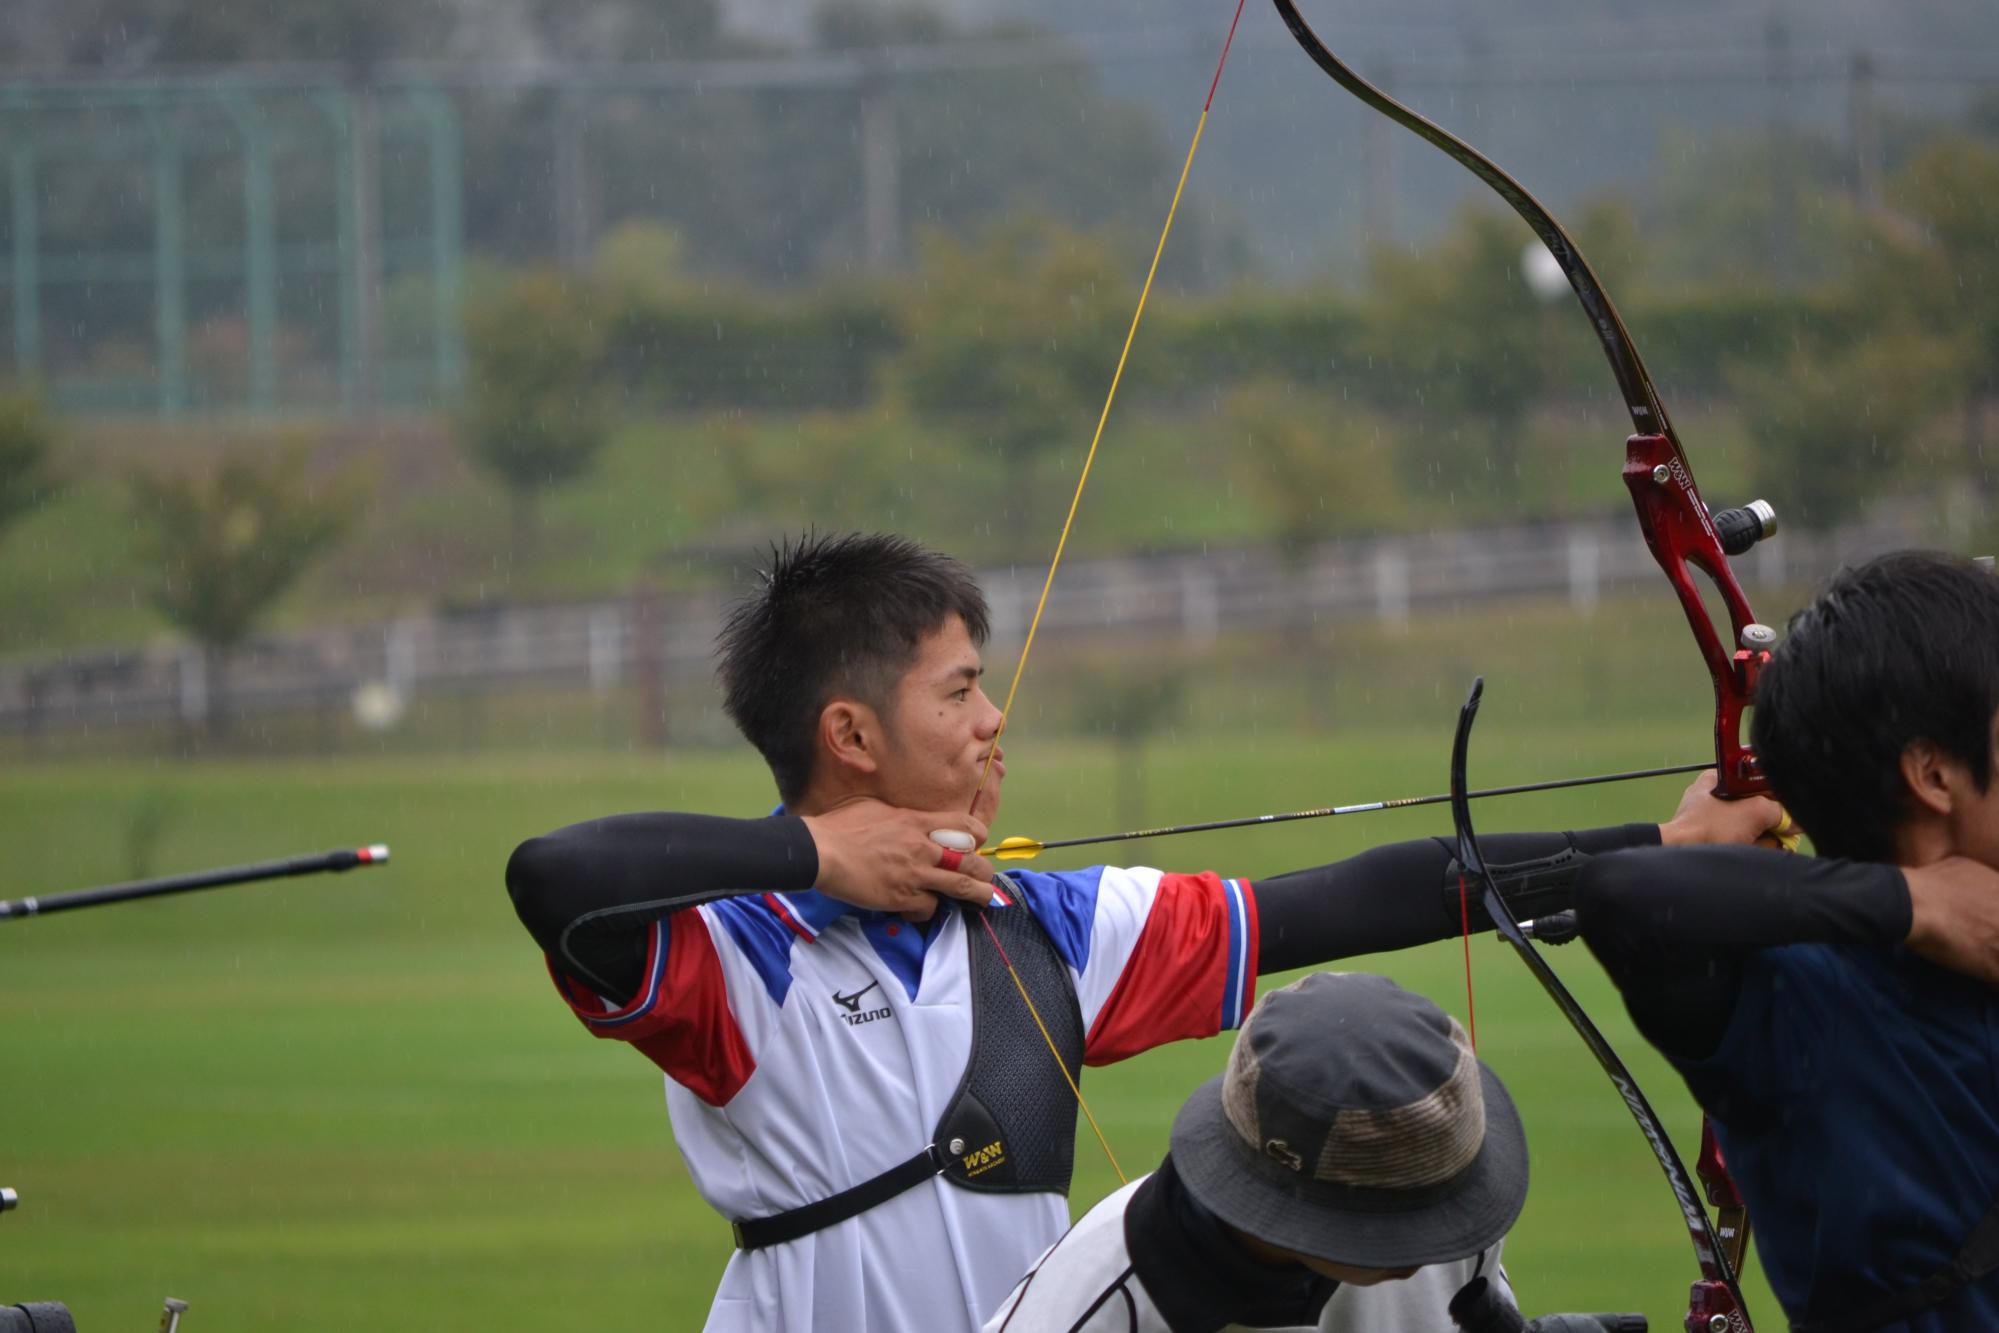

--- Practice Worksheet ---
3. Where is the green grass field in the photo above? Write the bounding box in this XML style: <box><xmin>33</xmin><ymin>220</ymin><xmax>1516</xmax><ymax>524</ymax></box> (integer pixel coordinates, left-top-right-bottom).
<box><xmin>0</xmin><ymin>732</ymin><xmax>1780</xmax><ymax>1330</ymax></box>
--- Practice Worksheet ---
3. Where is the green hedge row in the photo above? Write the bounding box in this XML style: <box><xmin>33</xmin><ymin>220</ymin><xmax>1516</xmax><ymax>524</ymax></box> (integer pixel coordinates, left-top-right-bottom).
<box><xmin>593</xmin><ymin>281</ymin><xmax>1856</xmax><ymax>412</ymax></box>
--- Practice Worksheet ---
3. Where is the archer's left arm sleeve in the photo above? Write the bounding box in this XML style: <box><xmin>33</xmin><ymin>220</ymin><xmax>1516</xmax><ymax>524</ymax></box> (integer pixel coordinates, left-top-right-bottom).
<box><xmin>1008</xmin><ymin>866</ymin><xmax>1258</xmax><ymax>1066</ymax></box>
<box><xmin>1252</xmin><ymin>824</ymin><xmax>1658</xmax><ymax>973</ymax></box>
<box><xmin>1578</xmin><ymin>844</ymin><xmax>1909</xmax><ymax>1061</ymax></box>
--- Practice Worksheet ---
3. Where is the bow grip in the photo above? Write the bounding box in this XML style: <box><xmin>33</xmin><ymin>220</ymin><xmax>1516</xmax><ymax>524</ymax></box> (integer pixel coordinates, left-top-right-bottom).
<box><xmin>1622</xmin><ymin>434</ymin><xmax>1773</xmax><ymax>801</ymax></box>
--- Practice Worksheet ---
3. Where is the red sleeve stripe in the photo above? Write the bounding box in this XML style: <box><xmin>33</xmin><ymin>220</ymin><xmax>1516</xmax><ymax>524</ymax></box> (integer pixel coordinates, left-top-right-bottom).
<box><xmin>1083</xmin><ymin>871</ymin><xmax>1259</xmax><ymax>1066</ymax></box>
<box><xmin>631</xmin><ymin>906</ymin><xmax>755</xmax><ymax>1105</ymax></box>
<box><xmin>763</xmin><ymin>892</ymin><xmax>817</xmax><ymax>941</ymax></box>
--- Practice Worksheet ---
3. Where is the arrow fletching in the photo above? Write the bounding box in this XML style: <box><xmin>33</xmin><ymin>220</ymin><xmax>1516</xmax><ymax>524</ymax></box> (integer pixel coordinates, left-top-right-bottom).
<box><xmin>985</xmin><ymin>836</ymin><xmax>1046</xmax><ymax>861</ymax></box>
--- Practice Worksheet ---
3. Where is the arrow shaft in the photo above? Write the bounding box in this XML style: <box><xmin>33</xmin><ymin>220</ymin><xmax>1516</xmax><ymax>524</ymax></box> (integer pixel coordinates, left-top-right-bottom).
<box><xmin>997</xmin><ymin>761</ymin><xmax>1712</xmax><ymax>857</ymax></box>
<box><xmin>0</xmin><ymin>845</ymin><xmax>389</xmax><ymax>920</ymax></box>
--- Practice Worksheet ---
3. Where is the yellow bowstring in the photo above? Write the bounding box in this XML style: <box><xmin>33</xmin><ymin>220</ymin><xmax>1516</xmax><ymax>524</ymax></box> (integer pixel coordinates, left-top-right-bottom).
<box><xmin>976</xmin><ymin>912</ymin><xmax>1125</xmax><ymax>1182</ymax></box>
<box><xmin>968</xmin><ymin>0</ymin><xmax>1249</xmax><ymax>1190</ymax></box>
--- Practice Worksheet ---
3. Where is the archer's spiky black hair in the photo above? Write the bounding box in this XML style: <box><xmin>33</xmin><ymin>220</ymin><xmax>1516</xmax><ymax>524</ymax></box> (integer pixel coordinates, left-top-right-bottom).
<box><xmin>716</xmin><ymin>532</ymin><xmax>989</xmax><ymax>803</ymax></box>
<box><xmin>1752</xmin><ymin>550</ymin><xmax>1999</xmax><ymax>861</ymax></box>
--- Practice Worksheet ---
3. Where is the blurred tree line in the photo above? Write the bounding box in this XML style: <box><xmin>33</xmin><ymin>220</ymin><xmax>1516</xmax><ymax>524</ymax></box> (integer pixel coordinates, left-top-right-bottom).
<box><xmin>448</xmin><ymin>125</ymin><xmax>1999</xmax><ymax>566</ymax></box>
<box><xmin>7</xmin><ymin>0</ymin><xmax>1999</xmax><ymax>724</ymax></box>
<box><xmin>51</xmin><ymin>113</ymin><xmax>1975</xmax><ymax>703</ymax></box>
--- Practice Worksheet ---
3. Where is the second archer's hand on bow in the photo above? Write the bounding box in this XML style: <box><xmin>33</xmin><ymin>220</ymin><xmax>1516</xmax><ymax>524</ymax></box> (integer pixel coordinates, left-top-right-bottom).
<box><xmin>1658</xmin><ymin>771</ymin><xmax>1793</xmax><ymax>852</ymax></box>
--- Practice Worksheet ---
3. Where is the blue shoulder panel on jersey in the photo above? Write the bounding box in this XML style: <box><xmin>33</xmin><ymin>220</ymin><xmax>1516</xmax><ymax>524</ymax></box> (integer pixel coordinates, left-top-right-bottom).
<box><xmin>999</xmin><ymin>867</ymin><xmax>1103</xmax><ymax>974</ymax></box>
<box><xmin>706</xmin><ymin>896</ymin><xmax>798</xmax><ymax>1007</ymax></box>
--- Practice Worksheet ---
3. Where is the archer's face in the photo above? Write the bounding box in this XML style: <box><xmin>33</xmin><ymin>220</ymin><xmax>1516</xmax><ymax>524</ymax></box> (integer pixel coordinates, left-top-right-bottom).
<box><xmin>878</xmin><ymin>616</ymin><xmax>1005</xmax><ymax>825</ymax></box>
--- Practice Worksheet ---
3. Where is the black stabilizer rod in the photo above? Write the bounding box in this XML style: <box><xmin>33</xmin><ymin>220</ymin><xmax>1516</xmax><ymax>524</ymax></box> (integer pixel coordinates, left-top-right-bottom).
<box><xmin>0</xmin><ymin>845</ymin><xmax>389</xmax><ymax>921</ymax></box>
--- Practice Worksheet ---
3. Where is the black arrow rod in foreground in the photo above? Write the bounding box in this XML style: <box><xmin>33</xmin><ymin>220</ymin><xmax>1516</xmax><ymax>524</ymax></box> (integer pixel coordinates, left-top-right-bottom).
<box><xmin>984</xmin><ymin>761</ymin><xmax>1713</xmax><ymax>860</ymax></box>
<box><xmin>0</xmin><ymin>845</ymin><xmax>390</xmax><ymax>921</ymax></box>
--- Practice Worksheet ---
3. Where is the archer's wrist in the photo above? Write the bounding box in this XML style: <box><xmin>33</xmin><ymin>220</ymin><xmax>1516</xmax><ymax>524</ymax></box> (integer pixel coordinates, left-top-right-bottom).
<box><xmin>796</xmin><ymin>815</ymin><xmax>838</xmax><ymax>886</ymax></box>
<box><xmin>1898</xmin><ymin>866</ymin><xmax>1941</xmax><ymax>948</ymax></box>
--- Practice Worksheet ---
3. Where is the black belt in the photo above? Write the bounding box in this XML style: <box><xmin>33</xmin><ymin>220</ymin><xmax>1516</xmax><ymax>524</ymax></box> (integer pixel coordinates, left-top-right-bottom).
<box><xmin>731</xmin><ymin>1143</ymin><xmax>948</xmax><ymax>1251</ymax></box>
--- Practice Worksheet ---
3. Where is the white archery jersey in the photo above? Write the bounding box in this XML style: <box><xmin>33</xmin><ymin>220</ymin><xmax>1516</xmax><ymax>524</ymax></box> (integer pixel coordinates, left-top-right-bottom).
<box><xmin>984</xmin><ymin>1176</ymin><xmax>1511</xmax><ymax>1333</ymax></box>
<box><xmin>544</xmin><ymin>868</ymin><xmax>1258</xmax><ymax>1333</ymax></box>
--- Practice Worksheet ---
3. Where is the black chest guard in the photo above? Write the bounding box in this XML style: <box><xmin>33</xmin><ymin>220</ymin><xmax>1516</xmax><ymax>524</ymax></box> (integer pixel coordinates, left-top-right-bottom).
<box><xmin>932</xmin><ymin>873</ymin><xmax>1085</xmax><ymax>1194</ymax></box>
<box><xmin>729</xmin><ymin>876</ymin><xmax>1086</xmax><ymax>1250</ymax></box>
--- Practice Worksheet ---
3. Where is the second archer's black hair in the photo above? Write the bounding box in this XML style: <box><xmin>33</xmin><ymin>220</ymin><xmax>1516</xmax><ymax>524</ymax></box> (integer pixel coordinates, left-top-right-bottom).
<box><xmin>716</xmin><ymin>532</ymin><xmax>989</xmax><ymax>804</ymax></box>
<box><xmin>1752</xmin><ymin>550</ymin><xmax>1999</xmax><ymax>861</ymax></box>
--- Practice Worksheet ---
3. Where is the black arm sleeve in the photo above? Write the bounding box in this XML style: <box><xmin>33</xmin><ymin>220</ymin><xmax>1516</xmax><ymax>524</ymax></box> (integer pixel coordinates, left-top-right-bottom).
<box><xmin>1577</xmin><ymin>845</ymin><xmax>1911</xmax><ymax>1060</ymax></box>
<box><xmin>1252</xmin><ymin>823</ymin><xmax>1659</xmax><ymax>973</ymax></box>
<box><xmin>505</xmin><ymin>812</ymin><xmax>819</xmax><ymax>1003</ymax></box>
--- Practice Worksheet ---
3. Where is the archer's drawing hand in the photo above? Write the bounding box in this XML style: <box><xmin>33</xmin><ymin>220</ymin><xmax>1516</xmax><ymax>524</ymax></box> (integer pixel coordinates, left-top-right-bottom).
<box><xmin>1658</xmin><ymin>770</ymin><xmax>1788</xmax><ymax>847</ymax></box>
<box><xmin>1904</xmin><ymin>856</ymin><xmax>1999</xmax><ymax>987</ymax></box>
<box><xmin>802</xmin><ymin>800</ymin><xmax>995</xmax><ymax>922</ymax></box>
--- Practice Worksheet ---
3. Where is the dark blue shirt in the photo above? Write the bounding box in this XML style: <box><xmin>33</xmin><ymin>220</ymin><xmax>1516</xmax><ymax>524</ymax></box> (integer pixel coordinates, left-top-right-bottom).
<box><xmin>1678</xmin><ymin>942</ymin><xmax>1999</xmax><ymax>1330</ymax></box>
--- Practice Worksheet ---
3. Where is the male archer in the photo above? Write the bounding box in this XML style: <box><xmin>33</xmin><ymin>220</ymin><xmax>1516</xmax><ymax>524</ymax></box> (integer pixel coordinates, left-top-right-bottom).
<box><xmin>1578</xmin><ymin>551</ymin><xmax>1999</xmax><ymax>1331</ymax></box>
<box><xmin>505</xmin><ymin>531</ymin><xmax>1779</xmax><ymax>1333</ymax></box>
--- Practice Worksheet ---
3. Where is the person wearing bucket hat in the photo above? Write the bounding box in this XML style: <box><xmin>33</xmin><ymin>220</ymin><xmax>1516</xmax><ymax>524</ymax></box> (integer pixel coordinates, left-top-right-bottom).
<box><xmin>985</xmin><ymin>972</ymin><xmax>1527</xmax><ymax>1333</ymax></box>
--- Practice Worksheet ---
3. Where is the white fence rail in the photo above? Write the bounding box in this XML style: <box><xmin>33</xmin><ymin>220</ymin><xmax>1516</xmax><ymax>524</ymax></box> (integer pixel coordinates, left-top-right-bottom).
<box><xmin>0</xmin><ymin>511</ymin><xmax>1925</xmax><ymax>741</ymax></box>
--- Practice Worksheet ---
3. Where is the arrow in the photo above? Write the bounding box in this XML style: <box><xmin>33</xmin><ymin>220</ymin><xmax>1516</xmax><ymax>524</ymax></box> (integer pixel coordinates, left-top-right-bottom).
<box><xmin>0</xmin><ymin>845</ymin><xmax>391</xmax><ymax>920</ymax></box>
<box><xmin>980</xmin><ymin>761</ymin><xmax>1714</xmax><ymax>861</ymax></box>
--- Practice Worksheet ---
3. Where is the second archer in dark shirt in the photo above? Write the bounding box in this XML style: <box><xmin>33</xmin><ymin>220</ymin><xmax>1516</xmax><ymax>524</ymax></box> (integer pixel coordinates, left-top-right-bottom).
<box><xmin>1578</xmin><ymin>550</ymin><xmax>1999</xmax><ymax>1333</ymax></box>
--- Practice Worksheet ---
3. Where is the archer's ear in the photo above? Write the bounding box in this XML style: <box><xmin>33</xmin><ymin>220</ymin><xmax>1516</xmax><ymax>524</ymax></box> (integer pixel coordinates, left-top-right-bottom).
<box><xmin>820</xmin><ymin>698</ymin><xmax>882</xmax><ymax>779</ymax></box>
<box><xmin>1899</xmin><ymin>740</ymin><xmax>1957</xmax><ymax>818</ymax></box>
